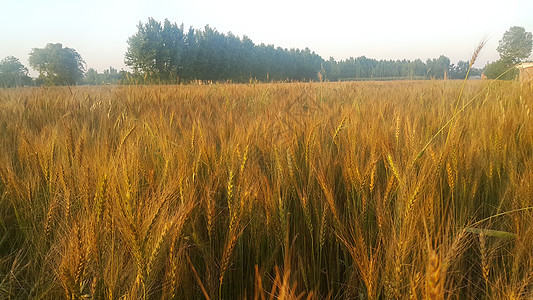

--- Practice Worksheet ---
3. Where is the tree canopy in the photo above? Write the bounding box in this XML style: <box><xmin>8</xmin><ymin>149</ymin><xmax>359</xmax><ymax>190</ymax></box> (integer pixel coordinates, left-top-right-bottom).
<box><xmin>124</xmin><ymin>19</ymin><xmax>479</xmax><ymax>83</ymax></box>
<box><xmin>483</xmin><ymin>26</ymin><xmax>531</xmax><ymax>80</ymax></box>
<box><xmin>497</xmin><ymin>26</ymin><xmax>532</xmax><ymax>64</ymax></box>
<box><xmin>2</xmin><ymin>19</ymin><xmax>487</xmax><ymax>86</ymax></box>
<box><xmin>483</xmin><ymin>59</ymin><xmax>518</xmax><ymax>80</ymax></box>
<box><xmin>84</xmin><ymin>67</ymin><xmax>126</xmax><ymax>85</ymax></box>
<box><xmin>0</xmin><ymin>56</ymin><xmax>32</xmax><ymax>87</ymax></box>
<box><xmin>321</xmin><ymin>55</ymin><xmax>475</xmax><ymax>81</ymax></box>
<box><xmin>29</xmin><ymin>43</ymin><xmax>86</xmax><ymax>86</ymax></box>
<box><xmin>125</xmin><ymin>18</ymin><xmax>323</xmax><ymax>83</ymax></box>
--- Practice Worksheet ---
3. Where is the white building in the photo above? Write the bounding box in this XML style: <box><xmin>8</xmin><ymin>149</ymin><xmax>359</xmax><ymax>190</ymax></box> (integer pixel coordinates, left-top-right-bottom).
<box><xmin>517</xmin><ymin>62</ymin><xmax>533</xmax><ymax>81</ymax></box>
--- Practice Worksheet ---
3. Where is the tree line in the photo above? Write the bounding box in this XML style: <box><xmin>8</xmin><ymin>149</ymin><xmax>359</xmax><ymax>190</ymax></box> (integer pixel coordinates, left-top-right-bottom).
<box><xmin>323</xmin><ymin>55</ymin><xmax>476</xmax><ymax>81</ymax></box>
<box><xmin>124</xmin><ymin>18</ymin><xmax>324</xmax><ymax>82</ymax></box>
<box><xmin>123</xmin><ymin>18</ymin><xmax>480</xmax><ymax>83</ymax></box>
<box><xmin>0</xmin><ymin>20</ymin><xmax>530</xmax><ymax>87</ymax></box>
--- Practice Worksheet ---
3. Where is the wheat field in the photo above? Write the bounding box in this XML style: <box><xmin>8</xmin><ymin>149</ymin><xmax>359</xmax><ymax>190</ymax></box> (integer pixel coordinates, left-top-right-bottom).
<box><xmin>1</xmin><ymin>80</ymin><xmax>532</xmax><ymax>299</ymax></box>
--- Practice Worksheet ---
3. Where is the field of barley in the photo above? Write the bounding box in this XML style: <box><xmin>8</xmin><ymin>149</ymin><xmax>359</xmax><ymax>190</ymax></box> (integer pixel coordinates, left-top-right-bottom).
<box><xmin>1</xmin><ymin>80</ymin><xmax>532</xmax><ymax>299</ymax></box>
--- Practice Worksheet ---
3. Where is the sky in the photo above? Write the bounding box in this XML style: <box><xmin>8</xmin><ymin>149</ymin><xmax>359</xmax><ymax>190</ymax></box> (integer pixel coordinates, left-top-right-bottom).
<box><xmin>1</xmin><ymin>0</ymin><xmax>532</xmax><ymax>76</ymax></box>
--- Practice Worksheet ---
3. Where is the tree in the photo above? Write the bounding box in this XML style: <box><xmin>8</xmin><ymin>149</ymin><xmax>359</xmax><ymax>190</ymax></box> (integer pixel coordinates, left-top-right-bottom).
<box><xmin>0</xmin><ymin>56</ymin><xmax>32</xmax><ymax>87</ymax></box>
<box><xmin>84</xmin><ymin>68</ymin><xmax>101</xmax><ymax>85</ymax></box>
<box><xmin>83</xmin><ymin>67</ymin><xmax>125</xmax><ymax>85</ymax></box>
<box><xmin>125</xmin><ymin>18</ymin><xmax>185</xmax><ymax>82</ymax></box>
<box><xmin>29</xmin><ymin>43</ymin><xmax>85</xmax><ymax>85</ymax></box>
<box><xmin>448</xmin><ymin>60</ymin><xmax>468</xmax><ymax>79</ymax></box>
<box><xmin>483</xmin><ymin>60</ymin><xmax>518</xmax><ymax>80</ymax></box>
<box><xmin>497</xmin><ymin>26</ymin><xmax>532</xmax><ymax>64</ymax></box>
<box><xmin>426</xmin><ymin>55</ymin><xmax>450</xmax><ymax>79</ymax></box>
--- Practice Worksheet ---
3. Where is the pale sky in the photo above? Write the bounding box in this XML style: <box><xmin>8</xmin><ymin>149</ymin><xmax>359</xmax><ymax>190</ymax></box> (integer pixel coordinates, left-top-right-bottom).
<box><xmin>1</xmin><ymin>0</ymin><xmax>532</xmax><ymax>76</ymax></box>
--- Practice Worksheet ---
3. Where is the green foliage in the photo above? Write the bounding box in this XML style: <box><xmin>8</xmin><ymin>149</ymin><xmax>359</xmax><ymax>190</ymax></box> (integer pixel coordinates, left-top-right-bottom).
<box><xmin>29</xmin><ymin>43</ymin><xmax>85</xmax><ymax>86</ymax></box>
<box><xmin>448</xmin><ymin>61</ymin><xmax>468</xmax><ymax>79</ymax></box>
<box><xmin>125</xmin><ymin>18</ymin><xmax>324</xmax><ymax>83</ymax></box>
<box><xmin>426</xmin><ymin>55</ymin><xmax>451</xmax><ymax>78</ymax></box>
<box><xmin>497</xmin><ymin>26</ymin><xmax>532</xmax><ymax>64</ymax></box>
<box><xmin>483</xmin><ymin>60</ymin><xmax>518</xmax><ymax>80</ymax></box>
<box><xmin>125</xmin><ymin>18</ymin><xmax>184</xmax><ymax>81</ymax></box>
<box><xmin>83</xmin><ymin>67</ymin><xmax>127</xmax><ymax>85</ymax></box>
<box><xmin>0</xmin><ymin>56</ymin><xmax>32</xmax><ymax>87</ymax></box>
<box><xmin>447</xmin><ymin>60</ymin><xmax>482</xmax><ymax>79</ymax></box>
<box><xmin>124</xmin><ymin>18</ymin><xmax>482</xmax><ymax>83</ymax></box>
<box><xmin>322</xmin><ymin>56</ymin><xmax>476</xmax><ymax>81</ymax></box>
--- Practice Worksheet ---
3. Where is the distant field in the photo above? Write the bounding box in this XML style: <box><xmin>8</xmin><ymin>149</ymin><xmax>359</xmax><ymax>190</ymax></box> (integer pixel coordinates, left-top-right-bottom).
<box><xmin>338</xmin><ymin>76</ymin><xmax>428</xmax><ymax>81</ymax></box>
<box><xmin>1</xmin><ymin>81</ymin><xmax>532</xmax><ymax>299</ymax></box>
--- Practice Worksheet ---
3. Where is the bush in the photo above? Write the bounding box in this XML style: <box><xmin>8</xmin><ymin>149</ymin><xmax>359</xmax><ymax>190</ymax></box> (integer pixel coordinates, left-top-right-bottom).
<box><xmin>483</xmin><ymin>59</ymin><xmax>518</xmax><ymax>80</ymax></box>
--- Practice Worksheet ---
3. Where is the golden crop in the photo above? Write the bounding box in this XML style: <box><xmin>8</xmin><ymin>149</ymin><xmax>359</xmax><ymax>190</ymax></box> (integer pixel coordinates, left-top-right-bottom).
<box><xmin>0</xmin><ymin>80</ymin><xmax>532</xmax><ymax>299</ymax></box>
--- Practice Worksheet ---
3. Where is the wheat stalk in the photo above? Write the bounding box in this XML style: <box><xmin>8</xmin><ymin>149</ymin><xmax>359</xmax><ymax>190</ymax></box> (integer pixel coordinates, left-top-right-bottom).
<box><xmin>332</xmin><ymin>116</ymin><xmax>346</xmax><ymax>145</ymax></box>
<box><xmin>166</xmin><ymin>235</ymin><xmax>179</xmax><ymax>299</ymax></box>
<box><xmin>219</xmin><ymin>225</ymin><xmax>243</xmax><ymax>287</ymax></box>
<box><xmin>206</xmin><ymin>188</ymin><xmax>215</xmax><ymax>240</ymax></box>
<box><xmin>146</xmin><ymin>222</ymin><xmax>170</xmax><ymax>279</ymax></box>
<box><xmin>404</xmin><ymin>180</ymin><xmax>422</xmax><ymax>222</ymax></box>
<box><xmin>369</xmin><ymin>163</ymin><xmax>376</xmax><ymax>194</ymax></box>
<box><xmin>446</xmin><ymin>162</ymin><xmax>455</xmax><ymax>191</ymax></box>
<box><xmin>426</xmin><ymin>249</ymin><xmax>442</xmax><ymax>300</ymax></box>
<box><xmin>387</xmin><ymin>154</ymin><xmax>401</xmax><ymax>184</ymax></box>
<box><xmin>479</xmin><ymin>232</ymin><xmax>490</xmax><ymax>293</ymax></box>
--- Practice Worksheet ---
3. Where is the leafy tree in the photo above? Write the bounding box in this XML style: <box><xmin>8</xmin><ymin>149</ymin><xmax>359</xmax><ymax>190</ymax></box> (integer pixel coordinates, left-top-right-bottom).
<box><xmin>448</xmin><ymin>61</ymin><xmax>482</xmax><ymax>79</ymax></box>
<box><xmin>84</xmin><ymin>68</ymin><xmax>101</xmax><ymax>85</ymax></box>
<box><xmin>497</xmin><ymin>26</ymin><xmax>532</xmax><ymax>64</ymax></box>
<box><xmin>125</xmin><ymin>18</ymin><xmax>468</xmax><ymax>83</ymax></box>
<box><xmin>325</xmin><ymin>56</ymin><xmax>450</xmax><ymax>81</ymax></box>
<box><xmin>0</xmin><ymin>56</ymin><xmax>32</xmax><ymax>87</ymax></box>
<box><xmin>102</xmin><ymin>67</ymin><xmax>124</xmax><ymax>84</ymax></box>
<box><xmin>29</xmin><ymin>43</ymin><xmax>85</xmax><ymax>85</ymax></box>
<box><xmin>125</xmin><ymin>19</ymin><xmax>324</xmax><ymax>83</ymax></box>
<box><xmin>482</xmin><ymin>26</ymin><xmax>531</xmax><ymax>81</ymax></box>
<box><xmin>483</xmin><ymin>60</ymin><xmax>518</xmax><ymax>80</ymax></box>
<box><xmin>83</xmin><ymin>67</ymin><xmax>126</xmax><ymax>85</ymax></box>
<box><xmin>426</xmin><ymin>55</ymin><xmax>450</xmax><ymax>79</ymax></box>
<box><xmin>125</xmin><ymin>18</ymin><xmax>185</xmax><ymax>81</ymax></box>
<box><xmin>448</xmin><ymin>60</ymin><xmax>468</xmax><ymax>79</ymax></box>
